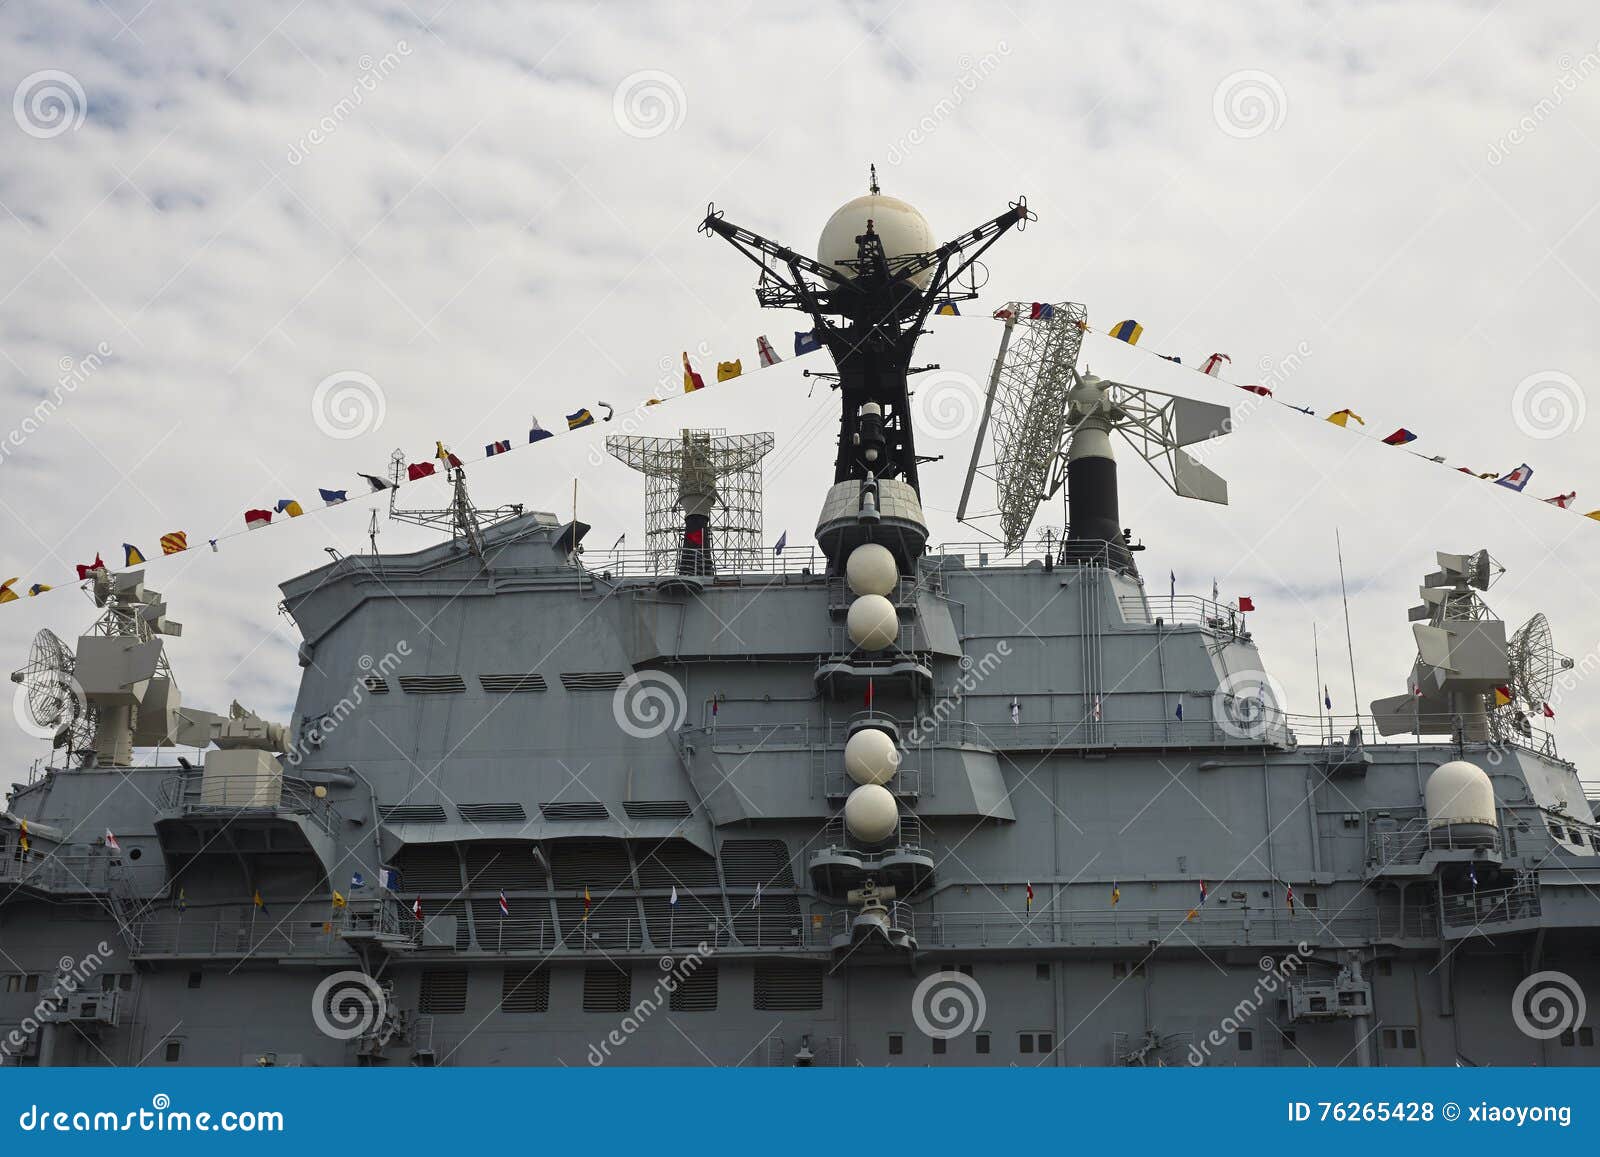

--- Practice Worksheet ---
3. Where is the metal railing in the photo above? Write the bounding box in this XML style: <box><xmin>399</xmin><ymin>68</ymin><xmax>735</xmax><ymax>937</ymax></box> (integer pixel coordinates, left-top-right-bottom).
<box><xmin>156</xmin><ymin>772</ymin><xmax>339</xmax><ymax>835</ymax></box>
<box><xmin>1367</xmin><ymin>820</ymin><xmax>1502</xmax><ymax>868</ymax></box>
<box><xmin>1118</xmin><ymin>594</ymin><xmax>1249</xmax><ymax>633</ymax></box>
<box><xmin>130</xmin><ymin>913</ymin><xmax>351</xmax><ymax>958</ymax></box>
<box><xmin>584</xmin><ymin>546</ymin><xmax>826</xmax><ymax>583</ymax></box>
<box><xmin>0</xmin><ymin>851</ymin><xmax>117</xmax><ymax>894</ymax></box>
<box><xmin>1441</xmin><ymin>881</ymin><xmax>1540</xmax><ymax>930</ymax></box>
<box><xmin>914</xmin><ymin>905</ymin><xmax>1438</xmax><ymax>949</ymax></box>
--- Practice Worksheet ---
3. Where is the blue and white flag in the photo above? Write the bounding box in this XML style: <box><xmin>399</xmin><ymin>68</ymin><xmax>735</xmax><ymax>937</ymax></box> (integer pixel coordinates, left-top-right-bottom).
<box><xmin>378</xmin><ymin>867</ymin><xmax>400</xmax><ymax>891</ymax></box>
<box><xmin>1496</xmin><ymin>463</ymin><xmax>1533</xmax><ymax>492</ymax></box>
<box><xmin>351</xmin><ymin>872</ymin><xmax>366</xmax><ymax>890</ymax></box>
<box><xmin>794</xmin><ymin>330</ymin><xmax>822</xmax><ymax>355</ymax></box>
<box><xmin>319</xmin><ymin>488</ymin><xmax>348</xmax><ymax>505</ymax></box>
<box><xmin>773</xmin><ymin>530</ymin><xmax>788</xmax><ymax>555</ymax></box>
<box><xmin>499</xmin><ymin>889</ymin><xmax>510</xmax><ymax>916</ymax></box>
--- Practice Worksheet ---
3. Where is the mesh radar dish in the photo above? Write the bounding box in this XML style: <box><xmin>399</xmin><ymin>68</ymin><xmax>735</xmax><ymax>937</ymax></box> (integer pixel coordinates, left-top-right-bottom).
<box><xmin>607</xmin><ymin>429</ymin><xmax>775</xmax><ymax>575</ymax></box>
<box><xmin>956</xmin><ymin>301</ymin><xmax>1089</xmax><ymax>551</ymax></box>
<box><xmin>11</xmin><ymin>627</ymin><xmax>95</xmax><ymax>758</ymax></box>
<box><xmin>1507</xmin><ymin>612</ymin><xmax>1573</xmax><ymax>711</ymax></box>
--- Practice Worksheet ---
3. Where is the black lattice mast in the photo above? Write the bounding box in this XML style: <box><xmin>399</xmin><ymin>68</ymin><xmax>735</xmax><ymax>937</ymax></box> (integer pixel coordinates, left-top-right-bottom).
<box><xmin>698</xmin><ymin>176</ymin><xmax>1033</xmax><ymax>496</ymax></box>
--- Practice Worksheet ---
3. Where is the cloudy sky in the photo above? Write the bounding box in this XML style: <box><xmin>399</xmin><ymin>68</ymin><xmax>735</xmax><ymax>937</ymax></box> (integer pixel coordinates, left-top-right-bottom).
<box><xmin>2</xmin><ymin>0</ymin><xmax>1599</xmax><ymax>778</ymax></box>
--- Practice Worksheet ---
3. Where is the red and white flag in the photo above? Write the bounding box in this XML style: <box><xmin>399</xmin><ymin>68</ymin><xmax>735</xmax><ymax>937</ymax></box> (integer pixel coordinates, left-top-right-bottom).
<box><xmin>1545</xmin><ymin>491</ymin><xmax>1578</xmax><ymax>509</ymax></box>
<box><xmin>756</xmin><ymin>335</ymin><xmax>781</xmax><ymax>367</ymax></box>
<box><xmin>1200</xmin><ymin>352</ymin><xmax>1231</xmax><ymax>377</ymax></box>
<box><xmin>498</xmin><ymin>890</ymin><xmax>510</xmax><ymax>917</ymax></box>
<box><xmin>412</xmin><ymin>897</ymin><xmax>423</xmax><ymax>921</ymax></box>
<box><xmin>104</xmin><ymin>829</ymin><xmax>121</xmax><ymax>851</ymax></box>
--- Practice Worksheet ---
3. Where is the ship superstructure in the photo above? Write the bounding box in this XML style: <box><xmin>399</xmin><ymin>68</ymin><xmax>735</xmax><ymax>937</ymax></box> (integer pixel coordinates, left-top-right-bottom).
<box><xmin>3</xmin><ymin>182</ymin><xmax>1597</xmax><ymax>1068</ymax></box>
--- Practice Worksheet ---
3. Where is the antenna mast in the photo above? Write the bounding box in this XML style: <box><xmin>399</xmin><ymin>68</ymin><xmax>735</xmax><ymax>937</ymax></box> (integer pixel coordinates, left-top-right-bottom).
<box><xmin>385</xmin><ymin>447</ymin><xmax>522</xmax><ymax>558</ymax></box>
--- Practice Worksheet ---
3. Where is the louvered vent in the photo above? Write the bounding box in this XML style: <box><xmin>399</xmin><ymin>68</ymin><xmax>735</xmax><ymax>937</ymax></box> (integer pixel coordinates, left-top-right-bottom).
<box><xmin>636</xmin><ymin>839</ymin><xmax>719</xmax><ymax>888</ymax></box>
<box><xmin>379</xmin><ymin>804</ymin><xmax>449</xmax><ymax>824</ymax></box>
<box><xmin>471</xmin><ymin>900</ymin><xmax>549</xmax><ymax>950</ymax></box>
<box><xmin>754</xmin><ymin>962</ymin><xmax>825</xmax><ymax>1011</ymax></box>
<box><xmin>559</xmin><ymin>672</ymin><xmax>626</xmax><ymax>691</ymax></box>
<box><xmin>457</xmin><ymin>803</ymin><xmax>527</xmax><ymax>824</ymax></box>
<box><xmin>733</xmin><ymin>892</ymin><xmax>802</xmax><ymax>947</ymax></box>
<box><xmin>363</xmin><ymin>676</ymin><xmax>390</xmax><ymax>694</ymax></box>
<box><xmin>539</xmin><ymin>801</ymin><xmax>611</xmax><ymax>822</ymax></box>
<box><xmin>479</xmin><ymin>674</ymin><xmax>548</xmax><ymax>693</ymax></box>
<box><xmin>668</xmin><ymin>963</ymin><xmax>718</xmax><ymax>1011</ymax></box>
<box><xmin>557</xmin><ymin>898</ymin><xmax>633</xmax><ymax>949</ymax></box>
<box><xmin>398</xmin><ymin>675</ymin><xmax>467</xmax><ymax>695</ymax></box>
<box><xmin>464</xmin><ymin>842</ymin><xmax>544</xmax><ymax>889</ymax></box>
<box><xmin>418</xmin><ymin>968</ymin><xmax>468</xmax><ymax>1014</ymax></box>
<box><xmin>548</xmin><ymin>839</ymin><xmax>633</xmax><ymax>889</ymax></box>
<box><xmin>392</xmin><ymin>846</ymin><xmax>461</xmax><ymax>891</ymax></box>
<box><xmin>643</xmin><ymin>895</ymin><xmax>721</xmax><ymax>949</ymax></box>
<box><xmin>501</xmin><ymin>967</ymin><xmax>550</xmax><ymax>1013</ymax></box>
<box><xmin>582</xmin><ymin>967</ymin><xmax>632</xmax><ymax>1012</ymax></box>
<box><xmin>623</xmin><ymin>800</ymin><xmax>693</xmax><ymax>820</ymax></box>
<box><xmin>720</xmin><ymin>838</ymin><xmax>796</xmax><ymax>886</ymax></box>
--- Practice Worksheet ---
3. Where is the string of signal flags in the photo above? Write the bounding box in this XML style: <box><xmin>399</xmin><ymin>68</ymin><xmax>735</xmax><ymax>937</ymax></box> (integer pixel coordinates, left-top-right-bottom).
<box><xmin>3</xmin><ymin>302</ymin><xmax>1592</xmax><ymax>608</ymax></box>
<box><xmin>961</xmin><ymin>300</ymin><xmax>1599</xmax><ymax>528</ymax></box>
<box><xmin>0</xmin><ymin>330</ymin><xmax>829</xmax><ymax>608</ymax></box>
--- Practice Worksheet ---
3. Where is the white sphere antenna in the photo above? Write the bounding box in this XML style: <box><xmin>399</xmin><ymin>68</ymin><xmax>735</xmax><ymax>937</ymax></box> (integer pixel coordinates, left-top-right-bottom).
<box><xmin>817</xmin><ymin>169</ymin><xmax>935</xmax><ymax>288</ymax></box>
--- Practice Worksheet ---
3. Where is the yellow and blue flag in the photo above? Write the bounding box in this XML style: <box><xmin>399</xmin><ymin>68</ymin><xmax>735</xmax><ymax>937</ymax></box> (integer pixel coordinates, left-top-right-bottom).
<box><xmin>716</xmin><ymin>359</ymin><xmax>742</xmax><ymax>382</ymax></box>
<box><xmin>1326</xmin><ymin>409</ymin><xmax>1364</xmax><ymax>428</ymax></box>
<box><xmin>123</xmin><ymin>543</ymin><xmax>147</xmax><ymax>566</ymax></box>
<box><xmin>567</xmin><ymin>409</ymin><xmax>594</xmax><ymax>430</ymax></box>
<box><xmin>1109</xmin><ymin>319</ymin><xmax>1142</xmax><ymax>344</ymax></box>
<box><xmin>0</xmin><ymin>578</ymin><xmax>18</xmax><ymax>605</ymax></box>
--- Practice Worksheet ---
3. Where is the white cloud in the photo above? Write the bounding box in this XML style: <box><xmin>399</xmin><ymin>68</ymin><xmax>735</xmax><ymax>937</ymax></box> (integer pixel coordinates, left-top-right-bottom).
<box><xmin>2</xmin><ymin>0</ymin><xmax>1598</xmax><ymax>778</ymax></box>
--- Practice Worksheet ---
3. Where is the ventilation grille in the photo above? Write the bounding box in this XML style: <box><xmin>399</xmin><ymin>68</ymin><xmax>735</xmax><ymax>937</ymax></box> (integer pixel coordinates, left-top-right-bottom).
<box><xmin>582</xmin><ymin>967</ymin><xmax>632</xmax><ymax>1012</ymax></box>
<box><xmin>623</xmin><ymin>800</ymin><xmax>693</xmax><ymax>821</ymax></box>
<box><xmin>720</xmin><ymin>838</ymin><xmax>796</xmax><ymax>887</ymax></box>
<box><xmin>457</xmin><ymin>803</ymin><xmax>528</xmax><ymax>824</ymax></box>
<box><xmin>479</xmin><ymin>674</ymin><xmax>548</xmax><ymax>693</ymax></box>
<box><xmin>540</xmin><ymin>801</ymin><xmax>611</xmax><ymax>822</ymax></box>
<box><xmin>549</xmin><ymin>839</ymin><xmax>633</xmax><ymax>889</ymax></box>
<box><xmin>419</xmin><ymin>969</ymin><xmax>468</xmax><ymax>1015</ymax></box>
<box><xmin>559</xmin><ymin>672</ymin><xmax>626</xmax><ymax>691</ymax></box>
<box><xmin>379</xmin><ymin>804</ymin><xmax>449</xmax><ymax>825</ymax></box>
<box><xmin>637</xmin><ymin>840</ymin><xmax>719</xmax><ymax>888</ymax></box>
<box><xmin>392</xmin><ymin>846</ymin><xmax>461</xmax><ymax>891</ymax></box>
<box><xmin>464</xmin><ymin>842</ymin><xmax>544</xmax><ymax>889</ymax></box>
<box><xmin>643</xmin><ymin>895</ymin><xmax>721</xmax><ymax>949</ymax></box>
<box><xmin>557</xmin><ymin>898</ymin><xmax>634</xmax><ymax>949</ymax></box>
<box><xmin>732</xmin><ymin>893</ymin><xmax>802</xmax><ymax>947</ymax></box>
<box><xmin>669</xmin><ymin>963</ymin><xmax>718</xmax><ymax>1011</ymax></box>
<box><xmin>363</xmin><ymin>676</ymin><xmax>390</xmax><ymax>694</ymax></box>
<box><xmin>501</xmin><ymin>967</ymin><xmax>550</xmax><ymax>1013</ymax></box>
<box><xmin>398</xmin><ymin>675</ymin><xmax>467</xmax><ymax>695</ymax></box>
<box><xmin>754</xmin><ymin>962</ymin><xmax>825</xmax><ymax>1010</ymax></box>
<box><xmin>472</xmin><ymin>901</ymin><xmax>549</xmax><ymax>950</ymax></box>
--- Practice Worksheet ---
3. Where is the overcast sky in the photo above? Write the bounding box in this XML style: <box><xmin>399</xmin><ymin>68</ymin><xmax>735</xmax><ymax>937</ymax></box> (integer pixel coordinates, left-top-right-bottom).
<box><xmin>2</xmin><ymin>0</ymin><xmax>1599</xmax><ymax>779</ymax></box>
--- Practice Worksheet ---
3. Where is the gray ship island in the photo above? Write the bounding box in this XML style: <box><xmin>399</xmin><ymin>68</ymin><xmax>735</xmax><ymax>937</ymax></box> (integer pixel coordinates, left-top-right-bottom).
<box><xmin>4</xmin><ymin>181</ymin><xmax>1597</xmax><ymax>1068</ymax></box>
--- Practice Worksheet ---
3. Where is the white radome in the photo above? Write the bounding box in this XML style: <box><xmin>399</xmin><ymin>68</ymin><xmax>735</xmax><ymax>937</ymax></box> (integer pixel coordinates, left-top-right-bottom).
<box><xmin>818</xmin><ymin>193</ymin><xmax>935</xmax><ymax>289</ymax></box>
<box><xmin>844</xmin><ymin>783</ymin><xmax>899</xmax><ymax>842</ymax></box>
<box><xmin>846</xmin><ymin>542</ymin><xmax>898</xmax><ymax>597</ymax></box>
<box><xmin>846</xmin><ymin>594</ymin><xmax>899</xmax><ymax>650</ymax></box>
<box><xmin>1424</xmin><ymin>760</ymin><xmax>1497</xmax><ymax>829</ymax></box>
<box><xmin>845</xmin><ymin>727</ymin><xmax>900</xmax><ymax>786</ymax></box>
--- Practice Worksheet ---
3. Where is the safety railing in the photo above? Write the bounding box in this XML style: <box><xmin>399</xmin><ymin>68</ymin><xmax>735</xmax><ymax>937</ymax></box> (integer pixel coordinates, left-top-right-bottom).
<box><xmin>156</xmin><ymin>772</ymin><xmax>339</xmax><ymax>835</ymax></box>
<box><xmin>1367</xmin><ymin>820</ymin><xmax>1503</xmax><ymax>868</ymax></box>
<box><xmin>1440</xmin><ymin>880</ymin><xmax>1540</xmax><ymax>930</ymax></box>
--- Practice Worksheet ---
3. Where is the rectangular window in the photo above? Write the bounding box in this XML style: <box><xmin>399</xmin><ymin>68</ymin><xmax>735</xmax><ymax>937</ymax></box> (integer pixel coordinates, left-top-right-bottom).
<box><xmin>1303</xmin><ymin>892</ymin><xmax>1318</xmax><ymax>909</ymax></box>
<box><xmin>932</xmin><ymin>1037</ymin><xmax>947</xmax><ymax>1055</ymax></box>
<box><xmin>582</xmin><ymin>967</ymin><xmax>631</xmax><ymax>1013</ymax></box>
<box><xmin>187</xmin><ymin>972</ymin><xmax>203</xmax><ymax>989</ymax></box>
<box><xmin>1112</xmin><ymin>962</ymin><xmax>1127</xmax><ymax>978</ymax></box>
<box><xmin>23</xmin><ymin>975</ymin><xmax>38</xmax><ymax>993</ymax></box>
<box><xmin>976</xmin><ymin>1033</ymin><xmax>990</xmax><ymax>1055</ymax></box>
<box><xmin>1377</xmin><ymin>959</ymin><xmax>1393</xmax><ymax>976</ymax></box>
<box><xmin>957</xmin><ymin>964</ymin><xmax>974</xmax><ymax>977</ymax></box>
<box><xmin>1580</xmin><ymin>1026</ymin><xmax>1595</xmax><ymax>1047</ymax></box>
<box><xmin>3</xmin><ymin>975</ymin><xmax>20</xmax><ymax>993</ymax></box>
<box><xmin>1238</xmin><ymin>1030</ymin><xmax>1254</xmax><ymax>1052</ymax></box>
<box><xmin>1560</xmin><ymin>1029</ymin><xmax>1575</xmax><ymax>1047</ymax></box>
<box><xmin>1037</xmin><ymin>1032</ymin><xmax>1054</xmax><ymax>1054</ymax></box>
<box><xmin>164</xmin><ymin>1040</ymin><xmax>182</xmax><ymax>1063</ymax></box>
<box><xmin>1019</xmin><ymin>1033</ymin><xmax>1034</xmax><ymax>1054</ymax></box>
<box><xmin>1401</xmin><ymin>1028</ymin><xmax>1417</xmax><ymax>1049</ymax></box>
<box><xmin>888</xmin><ymin>1033</ymin><xmax>903</xmax><ymax>1056</ymax></box>
<box><xmin>1035</xmin><ymin>962</ymin><xmax>1050</xmax><ymax>980</ymax></box>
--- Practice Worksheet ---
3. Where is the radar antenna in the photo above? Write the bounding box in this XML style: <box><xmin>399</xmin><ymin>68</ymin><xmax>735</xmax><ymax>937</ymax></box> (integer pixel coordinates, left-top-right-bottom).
<box><xmin>385</xmin><ymin>448</ymin><xmax>522</xmax><ymax>558</ymax></box>
<box><xmin>9</xmin><ymin>628</ymin><xmax>96</xmax><ymax>762</ymax></box>
<box><xmin>1506</xmin><ymin>612</ymin><xmax>1573</xmax><ymax>712</ymax></box>
<box><xmin>606</xmin><ymin>429</ymin><xmax>774</xmax><ymax>576</ymax></box>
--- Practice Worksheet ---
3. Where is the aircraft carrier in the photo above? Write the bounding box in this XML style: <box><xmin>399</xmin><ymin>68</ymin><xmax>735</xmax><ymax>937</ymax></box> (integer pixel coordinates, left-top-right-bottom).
<box><xmin>3</xmin><ymin>180</ymin><xmax>1598</xmax><ymax>1068</ymax></box>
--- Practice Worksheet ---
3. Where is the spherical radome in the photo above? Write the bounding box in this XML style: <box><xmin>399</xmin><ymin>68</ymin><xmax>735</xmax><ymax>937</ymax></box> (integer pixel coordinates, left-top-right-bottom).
<box><xmin>846</xmin><ymin>594</ymin><xmax>899</xmax><ymax>650</ymax></box>
<box><xmin>844</xmin><ymin>783</ymin><xmax>899</xmax><ymax>842</ymax></box>
<box><xmin>846</xmin><ymin>543</ymin><xmax>898</xmax><ymax>597</ymax></box>
<box><xmin>1425</xmin><ymin>760</ymin><xmax>1496</xmax><ymax>829</ymax></box>
<box><xmin>845</xmin><ymin>727</ymin><xmax>900</xmax><ymax>786</ymax></box>
<box><xmin>818</xmin><ymin>194</ymin><xmax>935</xmax><ymax>289</ymax></box>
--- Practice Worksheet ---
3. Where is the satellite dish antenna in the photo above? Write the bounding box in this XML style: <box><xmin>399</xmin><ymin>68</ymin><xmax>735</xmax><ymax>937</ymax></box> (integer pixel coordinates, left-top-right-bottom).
<box><xmin>10</xmin><ymin>628</ymin><xmax>96</xmax><ymax>760</ymax></box>
<box><xmin>1506</xmin><ymin>612</ymin><xmax>1573</xmax><ymax>711</ymax></box>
